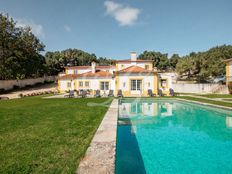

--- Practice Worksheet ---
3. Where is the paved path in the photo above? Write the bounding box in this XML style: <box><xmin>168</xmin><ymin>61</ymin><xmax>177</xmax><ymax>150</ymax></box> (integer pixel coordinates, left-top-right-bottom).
<box><xmin>0</xmin><ymin>84</ymin><xmax>57</xmax><ymax>99</ymax></box>
<box><xmin>77</xmin><ymin>99</ymin><xmax>118</xmax><ymax>174</ymax></box>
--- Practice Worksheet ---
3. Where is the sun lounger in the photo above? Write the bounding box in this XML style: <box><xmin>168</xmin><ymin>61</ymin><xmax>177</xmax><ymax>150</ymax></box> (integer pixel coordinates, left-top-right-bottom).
<box><xmin>94</xmin><ymin>90</ymin><xmax>101</xmax><ymax>97</ymax></box>
<box><xmin>169</xmin><ymin>88</ymin><xmax>175</xmax><ymax>96</ymax></box>
<box><xmin>148</xmin><ymin>89</ymin><xmax>154</xmax><ymax>97</ymax></box>
<box><xmin>108</xmin><ymin>90</ymin><xmax>114</xmax><ymax>97</ymax></box>
<box><xmin>64</xmin><ymin>90</ymin><xmax>75</xmax><ymax>98</ymax></box>
<box><xmin>158</xmin><ymin>89</ymin><xmax>163</xmax><ymax>97</ymax></box>
<box><xmin>117</xmin><ymin>90</ymin><xmax>123</xmax><ymax>97</ymax></box>
<box><xmin>81</xmin><ymin>90</ymin><xmax>87</xmax><ymax>98</ymax></box>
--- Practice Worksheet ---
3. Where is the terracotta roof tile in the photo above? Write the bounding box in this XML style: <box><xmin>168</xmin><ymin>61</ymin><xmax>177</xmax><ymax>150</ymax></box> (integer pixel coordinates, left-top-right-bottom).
<box><xmin>58</xmin><ymin>70</ymin><xmax>113</xmax><ymax>80</ymax></box>
<box><xmin>58</xmin><ymin>74</ymin><xmax>79</xmax><ymax>80</ymax></box>
<box><xmin>118</xmin><ymin>65</ymin><xmax>154</xmax><ymax>73</ymax></box>
<box><xmin>78</xmin><ymin>70</ymin><xmax>113</xmax><ymax>78</ymax></box>
<box><xmin>65</xmin><ymin>66</ymin><xmax>115</xmax><ymax>70</ymax></box>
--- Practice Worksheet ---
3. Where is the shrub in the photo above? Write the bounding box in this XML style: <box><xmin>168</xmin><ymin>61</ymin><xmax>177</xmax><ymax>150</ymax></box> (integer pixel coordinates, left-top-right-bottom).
<box><xmin>18</xmin><ymin>93</ymin><xmax>23</xmax><ymax>98</ymax></box>
<box><xmin>25</xmin><ymin>85</ymin><xmax>32</xmax><ymax>88</ymax></box>
<box><xmin>13</xmin><ymin>85</ymin><xmax>20</xmax><ymax>90</ymax></box>
<box><xmin>0</xmin><ymin>88</ymin><xmax>5</xmax><ymax>94</ymax></box>
<box><xmin>35</xmin><ymin>82</ymin><xmax>43</xmax><ymax>86</ymax></box>
<box><xmin>44</xmin><ymin>80</ymin><xmax>54</xmax><ymax>84</ymax></box>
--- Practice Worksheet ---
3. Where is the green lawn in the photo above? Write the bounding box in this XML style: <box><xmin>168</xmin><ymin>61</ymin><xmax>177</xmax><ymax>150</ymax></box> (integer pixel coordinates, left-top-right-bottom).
<box><xmin>196</xmin><ymin>94</ymin><xmax>232</xmax><ymax>98</ymax></box>
<box><xmin>177</xmin><ymin>96</ymin><xmax>232</xmax><ymax>108</ymax></box>
<box><xmin>223</xmin><ymin>99</ymin><xmax>232</xmax><ymax>101</ymax></box>
<box><xmin>0</xmin><ymin>96</ymin><xmax>112</xmax><ymax>173</ymax></box>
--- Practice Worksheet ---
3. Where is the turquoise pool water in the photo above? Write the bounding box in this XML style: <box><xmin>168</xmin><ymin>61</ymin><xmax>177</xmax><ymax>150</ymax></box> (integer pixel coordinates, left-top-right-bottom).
<box><xmin>116</xmin><ymin>99</ymin><xmax>232</xmax><ymax>174</ymax></box>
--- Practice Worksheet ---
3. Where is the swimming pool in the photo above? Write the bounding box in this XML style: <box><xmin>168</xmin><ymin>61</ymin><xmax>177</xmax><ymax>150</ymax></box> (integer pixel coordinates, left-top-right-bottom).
<box><xmin>116</xmin><ymin>99</ymin><xmax>232</xmax><ymax>174</ymax></box>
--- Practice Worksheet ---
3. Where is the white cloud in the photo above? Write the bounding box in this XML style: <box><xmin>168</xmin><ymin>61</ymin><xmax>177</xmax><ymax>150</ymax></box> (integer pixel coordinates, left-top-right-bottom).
<box><xmin>16</xmin><ymin>18</ymin><xmax>45</xmax><ymax>38</ymax></box>
<box><xmin>64</xmin><ymin>25</ymin><xmax>72</xmax><ymax>32</ymax></box>
<box><xmin>104</xmin><ymin>1</ymin><xmax>141</xmax><ymax>26</ymax></box>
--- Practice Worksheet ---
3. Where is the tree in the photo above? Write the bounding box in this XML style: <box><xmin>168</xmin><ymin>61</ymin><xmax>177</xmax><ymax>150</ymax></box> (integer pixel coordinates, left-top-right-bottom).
<box><xmin>45</xmin><ymin>49</ymin><xmax>115</xmax><ymax>75</ymax></box>
<box><xmin>138</xmin><ymin>51</ymin><xmax>169</xmax><ymax>70</ymax></box>
<box><xmin>176</xmin><ymin>45</ymin><xmax>232</xmax><ymax>81</ymax></box>
<box><xmin>169</xmin><ymin>54</ymin><xmax>181</xmax><ymax>70</ymax></box>
<box><xmin>0</xmin><ymin>13</ymin><xmax>45</xmax><ymax>80</ymax></box>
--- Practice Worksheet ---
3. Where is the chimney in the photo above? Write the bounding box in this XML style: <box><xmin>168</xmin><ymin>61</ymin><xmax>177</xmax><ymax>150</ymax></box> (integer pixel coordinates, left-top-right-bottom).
<box><xmin>91</xmin><ymin>61</ymin><xmax>96</xmax><ymax>73</ymax></box>
<box><xmin>130</xmin><ymin>52</ymin><xmax>137</xmax><ymax>61</ymax></box>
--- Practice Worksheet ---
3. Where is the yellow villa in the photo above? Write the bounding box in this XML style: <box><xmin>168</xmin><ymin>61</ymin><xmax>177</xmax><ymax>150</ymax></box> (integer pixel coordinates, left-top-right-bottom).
<box><xmin>58</xmin><ymin>52</ymin><xmax>173</xmax><ymax>97</ymax></box>
<box><xmin>225</xmin><ymin>58</ymin><xmax>232</xmax><ymax>94</ymax></box>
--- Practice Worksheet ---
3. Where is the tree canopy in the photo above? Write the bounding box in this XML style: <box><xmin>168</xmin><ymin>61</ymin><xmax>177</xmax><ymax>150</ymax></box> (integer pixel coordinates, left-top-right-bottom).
<box><xmin>1</xmin><ymin>13</ymin><xmax>232</xmax><ymax>81</ymax></box>
<box><xmin>45</xmin><ymin>49</ymin><xmax>115</xmax><ymax>75</ymax></box>
<box><xmin>176</xmin><ymin>45</ymin><xmax>232</xmax><ymax>82</ymax></box>
<box><xmin>0</xmin><ymin>13</ymin><xmax>45</xmax><ymax>80</ymax></box>
<box><xmin>139</xmin><ymin>45</ymin><xmax>232</xmax><ymax>81</ymax></box>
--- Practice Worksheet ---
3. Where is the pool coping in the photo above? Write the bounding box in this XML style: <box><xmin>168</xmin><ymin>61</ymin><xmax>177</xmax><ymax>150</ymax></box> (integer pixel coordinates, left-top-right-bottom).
<box><xmin>76</xmin><ymin>99</ymin><xmax>118</xmax><ymax>174</ymax></box>
<box><xmin>175</xmin><ymin>98</ymin><xmax>232</xmax><ymax>112</ymax></box>
<box><xmin>120</xmin><ymin>97</ymin><xmax>232</xmax><ymax>111</ymax></box>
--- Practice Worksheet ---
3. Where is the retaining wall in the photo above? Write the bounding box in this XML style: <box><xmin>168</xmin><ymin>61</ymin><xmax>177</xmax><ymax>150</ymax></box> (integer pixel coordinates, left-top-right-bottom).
<box><xmin>0</xmin><ymin>76</ymin><xmax>56</xmax><ymax>90</ymax></box>
<box><xmin>172</xmin><ymin>83</ymin><xmax>229</xmax><ymax>94</ymax></box>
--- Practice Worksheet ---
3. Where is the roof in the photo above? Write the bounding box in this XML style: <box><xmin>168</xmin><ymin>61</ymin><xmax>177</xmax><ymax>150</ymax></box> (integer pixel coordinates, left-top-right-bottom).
<box><xmin>64</xmin><ymin>65</ymin><xmax>115</xmax><ymax>70</ymax></box>
<box><xmin>224</xmin><ymin>58</ymin><xmax>232</xmax><ymax>63</ymax></box>
<box><xmin>58</xmin><ymin>74</ymin><xmax>79</xmax><ymax>80</ymax></box>
<box><xmin>118</xmin><ymin>65</ymin><xmax>155</xmax><ymax>73</ymax></box>
<box><xmin>58</xmin><ymin>70</ymin><xmax>113</xmax><ymax>80</ymax></box>
<box><xmin>78</xmin><ymin>70</ymin><xmax>113</xmax><ymax>78</ymax></box>
<box><xmin>116</xmin><ymin>59</ymin><xmax>153</xmax><ymax>63</ymax></box>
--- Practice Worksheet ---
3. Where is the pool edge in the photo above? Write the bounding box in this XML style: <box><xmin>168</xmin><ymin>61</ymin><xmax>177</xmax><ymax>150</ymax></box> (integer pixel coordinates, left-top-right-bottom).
<box><xmin>176</xmin><ymin>98</ymin><xmax>232</xmax><ymax>111</ymax></box>
<box><xmin>76</xmin><ymin>99</ymin><xmax>118</xmax><ymax>174</ymax></box>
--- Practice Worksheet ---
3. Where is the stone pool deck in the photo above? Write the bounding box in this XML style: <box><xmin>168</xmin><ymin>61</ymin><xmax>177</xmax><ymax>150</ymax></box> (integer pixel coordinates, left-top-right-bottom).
<box><xmin>77</xmin><ymin>99</ymin><xmax>118</xmax><ymax>174</ymax></box>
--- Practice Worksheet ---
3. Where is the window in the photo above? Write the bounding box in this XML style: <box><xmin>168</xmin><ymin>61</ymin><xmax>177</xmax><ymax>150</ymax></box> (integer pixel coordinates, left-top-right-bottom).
<box><xmin>145</xmin><ymin>65</ymin><xmax>149</xmax><ymax>70</ymax></box>
<box><xmin>79</xmin><ymin>81</ymin><xmax>83</xmax><ymax>87</ymax></box>
<box><xmin>148</xmin><ymin>82</ymin><xmax>150</xmax><ymax>87</ymax></box>
<box><xmin>74</xmin><ymin>70</ymin><xmax>78</xmax><ymax>74</ymax></box>
<box><xmin>161</xmin><ymin>80</ymin><xmax>167</xmax><ymax>87</ymax></box>
<box><xmin>123</xmin><ymin>82</ymin><xmax>126</xmax><ymax>88</ymax></box>
<box><xmin>131</xmin><ymin>80</ymin><xmax>142</xmax><ymax>91</ymax></box>
<box><xmin>67</xmin><ymin>82</ymin><xmax>71</xmax><ymax>88</ymax></box>
<box><xmin>100</xmin><ymin>82</ymin><xmax>109</xmax><ymax>90</ymax></box>
<box><xmin>85</xmin><ymin>81</ymin><xmax>89</xmax><ymax>87</ymax></box>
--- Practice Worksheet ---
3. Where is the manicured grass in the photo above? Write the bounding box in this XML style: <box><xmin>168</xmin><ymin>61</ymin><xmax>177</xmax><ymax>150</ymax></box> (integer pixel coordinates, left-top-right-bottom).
<box><xmin>0</xmin><ymin>97</ymin><xmax>112</xmax><ymax>173</ymax></box>
<box><xmin>177</xmin><ymin>96</ymin><xmax>232</xmax><ymax>108</ymax></box>
<box><xmin>196</xmin><ymin>94</ymin><xmax>232</xmax><ymax>98</ymax></box>
<box><xmin>222</xmin><ymin>99</ymin><xmax>232</xmax><ymax>101</ymax></box>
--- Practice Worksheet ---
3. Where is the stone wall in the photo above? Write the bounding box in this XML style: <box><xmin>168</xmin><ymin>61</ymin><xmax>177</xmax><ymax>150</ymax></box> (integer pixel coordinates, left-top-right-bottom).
<box><xmin>172</xmin><ymin>83</ymin><xmax>229</xmax><ymax>94</ymax></box>
<box><xmin>0</xmin><ymin>76</ymin><xmax>57</xmax><ymax>90</ymax></box>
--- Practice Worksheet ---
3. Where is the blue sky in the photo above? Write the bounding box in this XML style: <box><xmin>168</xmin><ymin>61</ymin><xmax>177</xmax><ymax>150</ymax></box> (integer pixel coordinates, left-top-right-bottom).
<box><xmin>1</xmin><ymin>0</ymin><xmax>232</xmax><ymax>59</ymax></box>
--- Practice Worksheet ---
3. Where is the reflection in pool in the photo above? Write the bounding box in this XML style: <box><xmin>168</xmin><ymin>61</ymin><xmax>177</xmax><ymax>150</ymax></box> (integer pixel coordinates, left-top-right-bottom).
<box><xmin>116</xmin><ymin>99</ymin><xmax>232</xmax><ymax>174</ymax></box>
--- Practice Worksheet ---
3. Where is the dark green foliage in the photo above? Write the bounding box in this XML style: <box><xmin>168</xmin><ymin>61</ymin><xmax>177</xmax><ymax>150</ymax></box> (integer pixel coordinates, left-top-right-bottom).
<box><xmin>1</xmin><ymin>13</ymin><xmax>232</xmax><ymax>81</ymax></box>
<box><xmin>45</xmin><ymin>50</ymin><xmax>116</xmax><ymax>75</ymax></box>
<box><xmin>97</xmin><ymin>57</ymin><xmax>116</xmax><ymax>66</ymax></box>
<box><xmin>0</xmin><ymin>13</ymin><xmax>46</xmax><ymax>80</ymax></box>
<box><xmin>0</xmin><ymin>13</ymin><xmax>115</xmax><ymax>79</ymax></box>
<box><xmin>45</xmin><ymin>49</ymin><xmax>98</xmax><ymax>75</ymax></box>
<box><xmin>138</xmin><ymin>51</ymin><xmax>170</xmax><ymax>70</ymax></box>
<box><xmin>176</xmin><ymin>45</ymin><xmax>232</xmax><ymax>81</ymax></box>
<box><xmin>169</xmin><ymin>54</ymin><xmax>181</xmax><ymax>70</ymax></box>
<box><xmin>139</xmin><ymin>45</ymin><xmax>232</xmax><ymax>81</ymax></box>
